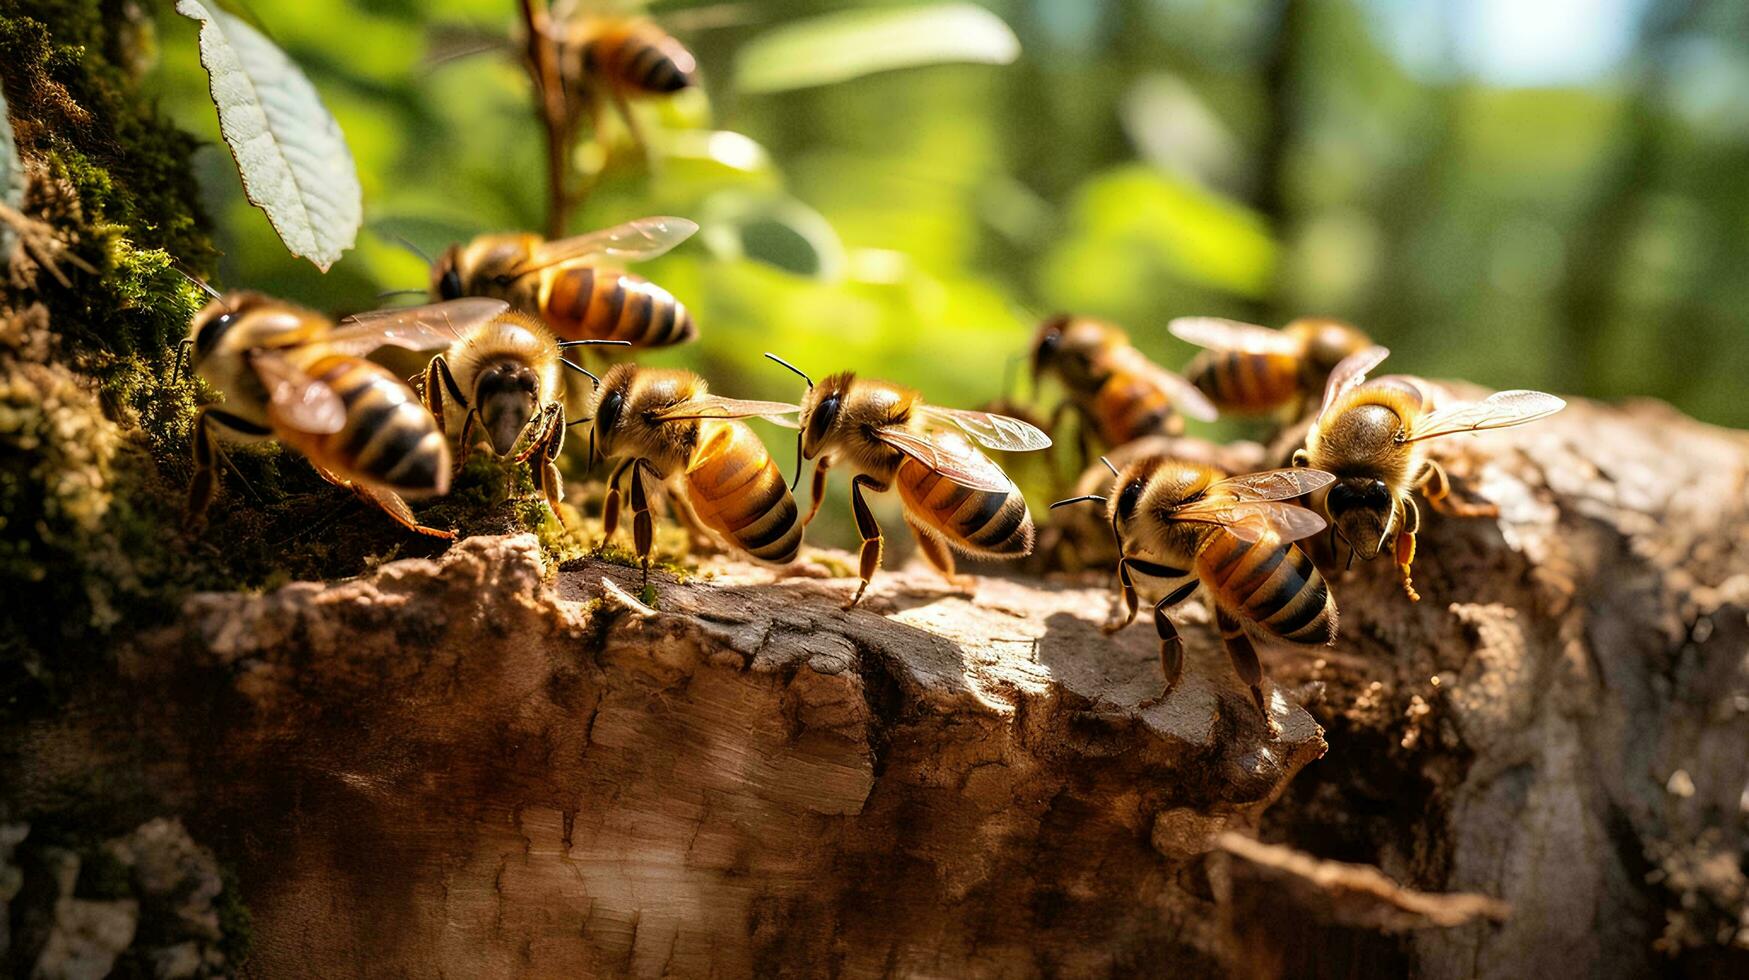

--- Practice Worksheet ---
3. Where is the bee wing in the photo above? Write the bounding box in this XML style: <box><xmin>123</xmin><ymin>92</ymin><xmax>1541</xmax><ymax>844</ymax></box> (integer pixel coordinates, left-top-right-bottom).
<box><xmin>1126</xmin><ymin>353</ymin><xmax>1220</xmax><ymax>422</ymax></box>
<box><xmin>1316</xmin><ymin>345</ymin><xmax>1391</xmax><ymax>423</ymax></box>
<box><xmin>326</xmin><ymin>298</ymin><xmax>511</xmax><ymax>357</ymax></box>
<box><xmin>873</xmin><ymin>425</ymin><xmax>1014</xmax><ymax>493</ymax></box>
<box><xmin>1404</xmin><ymin>390</ymin><xmax>1566</xmax><ymax>444</ymax></box>
<box><xmin>1167</xmin><ymin>316</ymin><xmax>1302</xmax><ymax>356</ymax></box>
<box><xmin>513</xmin><ymin>216</ymin><xmax>699</xmax><ymax>275</ymax></box>
<box><xmin>1208</xmin><ymin>467</ymin><xmax>1336</xmax><ymax>502</ymax></box>
<box><xmin>253</xmin><ymin>350</ymin><xmax>347</xmax><ymax>435</ymax></box>
<box><xmin>654</xmin><ymin>396</ymin><xmax>801</xmax><ymax>429</ymax></box>
<box><xmin>916</xmin><ymin>405</ymin><xmax>1052</xmax><ymax>451</ymax></box>
<box><xmin>1170</xmin><ymin>499</ymin><xmax>1328</xmax><ymax>544</ymax></box>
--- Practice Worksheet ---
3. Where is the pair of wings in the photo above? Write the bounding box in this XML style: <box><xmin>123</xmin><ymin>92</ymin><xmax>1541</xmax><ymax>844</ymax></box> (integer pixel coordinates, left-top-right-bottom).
<box><xmin>504</xmin><ymin>216</ymin><xmax>698</xmax><ymax>279</ymax></box>
<box><xmin>1168</xmin><ymin>316</ymin><xmax>1308</xmax><ymax>357</ymax></box>
<box><xmin>1164</xmin><ymin>468</ymin><xmax>1333</xmax><ymax>544</ymax></box>
<box><xmin>255</xmin><ymin>297</ymin><xmax>513</xmax><ymax>436</ymax></box>
<box><xmin>652</xmin><ymin>399</ymin><xmax>1052</xmax><ymax>493</ymax></box>
<box><xmin>1317</xmin><ymin>346</ymin><xmax>1566</xmax><ymax>443</ymax></box>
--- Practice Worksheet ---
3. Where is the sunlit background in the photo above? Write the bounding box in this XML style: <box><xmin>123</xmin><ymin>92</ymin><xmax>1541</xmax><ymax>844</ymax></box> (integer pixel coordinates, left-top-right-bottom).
<box><xmin>145</xmin><ymin>0</ymin><xmax>1749</xmax><ymax>547</ymax></box>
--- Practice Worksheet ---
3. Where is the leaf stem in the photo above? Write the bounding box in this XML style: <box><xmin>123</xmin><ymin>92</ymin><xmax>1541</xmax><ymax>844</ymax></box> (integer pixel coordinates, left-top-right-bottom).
<box><xmin>519</xmin><ymin>0</ymin><xmax>573</xmax><ymax>239</ymax></box>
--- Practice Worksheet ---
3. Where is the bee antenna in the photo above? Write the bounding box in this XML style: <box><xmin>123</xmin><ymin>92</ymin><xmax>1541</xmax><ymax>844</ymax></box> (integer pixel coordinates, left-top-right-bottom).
<box><xmin>172</xmin><ymin>265</ymin><xmax>224</xmax><ymax>304</ymax></box>
<box><xmin>560</xmin><ymin>358</ymin><xmax>601</xmax><ymax>387</ymax></box>
<box><xmin>387</xmin><ymin>232</ymin><xmax>435</xmax><ymax>265</ymax></box>
<box><xmin>789</xmin><ymin>429</ymin><xmax>803</xmax><ymax>491</ymax></box>
<box><xmin>764</xmin><ymin>352</ymin><xmax>813</xmax><ymax>388</ymax></box>
<box><xmin>556</xmin><ymin>339</ymin><xmax>633</xmax><ymax>349</ymax></box>
<box><xmin>171</xmin><ymin>338</ymin><xmax>194</xmax><ymax>386</ymax></box>
<box><xmin>1049</xmin><ymin>494</ymin><xmax>1107</xmax><ymax>510</ymax></box>
<box><xmin>1099</xmin><ymin>456</ymin><xmax>1119</xmax><ymax>477</ymax></box>
<box><xmin>566</xmin><ymin>416</ymin><xmax>592</xmax><ymax>427</ymax></box>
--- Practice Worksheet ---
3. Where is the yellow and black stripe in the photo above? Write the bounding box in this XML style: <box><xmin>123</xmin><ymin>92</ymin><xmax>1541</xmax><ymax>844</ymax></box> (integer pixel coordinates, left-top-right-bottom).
<box><xmin>1184</xmin><ymin>350</ymin><xmax>1301</xmax><ymax>414</ymax></box>
<box><xmin>1197</xmin><ymin>533</ymin><xmax>1334</xmax><ymax>646</ymax></box>
<box><xmin>542</xmin><ymin>265</ymin><xmax>696</xmax><ymax>348</ymax></box>
<box><xmin>1092</xmin><ymin>371</ymin><xmax>1182</xmax><ymax>444</ymax></box>
<box><xmin>896</xmin><ymin>461</ymin><xmax>1033</xmax><ymax>556</ymax></box>
<box><xmin>582</xmin><ymin>21</ymin><xmax>697</xmax><ymax>95</ymax></box>
<box><xmin>299</xmin><ymin>355</ymin><xmax>449</xmax><ymax>496</ymax></box>
<box><xmin>684</xmin><ymin>420</ymin><xmax>802</xmax><ymax>563</ymax></box>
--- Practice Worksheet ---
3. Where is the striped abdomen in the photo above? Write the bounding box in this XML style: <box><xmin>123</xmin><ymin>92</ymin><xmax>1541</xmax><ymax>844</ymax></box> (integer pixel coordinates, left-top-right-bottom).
<box><xmin>289</xmin><ymin>356</ymin><xmax>451</xmax><ymax>497</ymax></box>
<box><xmin>540</xmin><ymin>266</ymin><xmax>696</xmax><ymax>348</ymax></box>
<box><xmin>1196</xmin><ymin>532</ymin><xmax>1334</xmax><ymax>646</ymax></box>
<box><xmin>1183</xmin><ymin>350</ymin><xmax>1302</xmax><ymax>414</ymax></box>
<box><xmin>581</xmin><ymin>21</ymin><xmax>697</xmax><ymax>95</ymax></box>
<box><xmin>896</xmin><ymin>459</ymin><xmax>1033</xmax><ymax>557</ymax></box>
<box><xmin>684</xmin><ymin>420</ymin><xmax>801</xmax><ymax>563</ymax></box>
<box><xmin>1090</xmin><ymin>369</ymin><xmax>1182</xmax><ymax>445</ymax></box>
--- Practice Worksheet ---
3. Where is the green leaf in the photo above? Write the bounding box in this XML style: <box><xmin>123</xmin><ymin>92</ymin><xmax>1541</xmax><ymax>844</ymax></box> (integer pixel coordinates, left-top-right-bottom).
<box><xmin>176</xmin><ymin>0</ymin><xmax>362</xmax><ymax>271</ymax></box>
<box><xmin>734</xmin><ymin>3</ymin><xmax>1021</xmax><ymax>95</ymax></box>
<box><xmin>0</xmin><ymin>79</ymin><xmax>24</xmax><ymax>257</ymax></box>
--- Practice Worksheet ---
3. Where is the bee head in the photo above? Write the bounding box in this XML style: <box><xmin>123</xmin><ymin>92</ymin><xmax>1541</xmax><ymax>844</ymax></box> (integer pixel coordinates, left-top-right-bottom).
<box><xmin>1030</xmin><ymin>314</ymin><xmax>1072</xmax><ymax>386</ymax></box>
<box><xmin>189</xmin><ymin>294</ymin><xmax>242</xmax><ymax>367</ymax></box>
<box><xmin>475</xmin><ymin>362</ymin><xmax>541</xmax><ymax>457</ymax></box>
<box><xmin>588</xmin><ymin>363</ymin><xmax>637</xmax><ymax>460</ymax></box>
<box><xmin>1325</xmin><ymin>477</ymin><xmax>1394</xmax><ymax>560</ymax></box>
<box><xmin>431</xmin><ymin>246</ymin><xmax>466</xmax><ymax>301</ymax></box>
<box><xmin>1293</xmin><ymin>317</ymin><xmax>1371</xmax><ymax>376</ymax></box>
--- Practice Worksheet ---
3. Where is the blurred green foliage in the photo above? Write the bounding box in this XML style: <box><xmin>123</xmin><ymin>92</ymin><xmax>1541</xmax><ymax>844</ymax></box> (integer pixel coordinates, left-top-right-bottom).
<box><xmin>142</xmin><ymin>0</ymin><xmax>1749</xmax><ymax>545</ymax></box>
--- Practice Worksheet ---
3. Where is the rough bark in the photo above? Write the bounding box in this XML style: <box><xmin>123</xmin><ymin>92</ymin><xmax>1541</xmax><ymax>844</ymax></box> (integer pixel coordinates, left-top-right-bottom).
<box><xmin>6</xmin><ymin>395</ymin><xmax>1748</xmax><ymax>977</ymax></box>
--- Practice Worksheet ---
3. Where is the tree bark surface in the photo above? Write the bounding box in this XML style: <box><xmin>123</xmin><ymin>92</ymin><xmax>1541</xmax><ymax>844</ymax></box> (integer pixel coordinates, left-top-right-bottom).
<box><xmin>8</xmin><ymin>395</ymin><xmax>1749</xmax><ymax>978</ymax></box>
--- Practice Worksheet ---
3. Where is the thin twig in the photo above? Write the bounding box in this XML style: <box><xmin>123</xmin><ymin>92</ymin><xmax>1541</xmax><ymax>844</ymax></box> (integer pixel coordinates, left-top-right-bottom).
<box><xmin>518</xmin><ymin>0</ymin><xmax>573</xmax><ymax>238</ymax></box>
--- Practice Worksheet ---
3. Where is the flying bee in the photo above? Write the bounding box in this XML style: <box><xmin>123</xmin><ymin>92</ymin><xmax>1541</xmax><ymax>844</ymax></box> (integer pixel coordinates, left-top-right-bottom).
<box><xmin>1052</xmin><ymin>460</ymin><xmax>1336</xmax><ymax>719</ymax></box>
<box><xmin>1292</xmin><ymin>347</ymin><xmax>1566</xmax><ymax>601</ymax></box>
<box><xmin>431</xmin><ymin>216</ymin><xmax>699</xmax><ymax>350</ymax></box>
<box><xmin>181</xmin><ymin>291</ymin><xmax>511</xmax><ymax>538</ymax></box>
<box><xmin>418</xmin><ymin>308</ymin><xmax>628</xmax><ymax>524</ymax></box>
<box><xmin>766</xmin><ymin>354</ymin><xmax>1052</xmax><ymax>609</ymax></box>
<box><xmin>587</xmin><ymin>364</ymin><xmax>805</xmax><ymax>589</ymax></box>
<box><xmin>1170</xmin><ymin>315</ymin><xmax>1375</xmax><ymax>419</ymax></box>
<box><xmin>1030</xmin><ymin>314</ymin><xmax>1218</xmax><ymax>464</ymax></box>
<box><xmin>556</xmin><ymin>14</ymin><xmax>700</xmax><ymax>158</ymax></box>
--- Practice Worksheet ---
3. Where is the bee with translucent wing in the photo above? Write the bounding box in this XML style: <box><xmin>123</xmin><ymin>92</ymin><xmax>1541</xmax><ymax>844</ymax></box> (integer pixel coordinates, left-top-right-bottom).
<box><xmin>586</xmin><ymin>364</ymin><xmax>805</xmax><ymax>591</ymax></box>
<box><xmin>182</xmin><ymin>292</ymin><xmax>510</xmax><ymax>537</ymax></box>
<box><xmin>1029</xmin><ymin>314</ymin><xmax>1217</xmax><ymax>467</ymax></box>
<box><xmin>1052</xmin><ymin>459</ymin><xmax>1337</xmax><ymax>720</ymax></box>
<box><xmin>1292</xmin><ymin>346</ymin><xmax>1566</xmax><ymax>601</ymax></box>
<box><xmin>766</xmin><ymin>354</ymin><xmax>1051</xmax><ymax>609</ymax></box>
<box><xmin>1169</xmin><ymin>315</ymin><xmax>1373</xmax><ymax>418</ymax></box>
<box><xmin>431</xmin><ymin>216</ymin><xmax>700</xmax><ymax>350</ymax></box>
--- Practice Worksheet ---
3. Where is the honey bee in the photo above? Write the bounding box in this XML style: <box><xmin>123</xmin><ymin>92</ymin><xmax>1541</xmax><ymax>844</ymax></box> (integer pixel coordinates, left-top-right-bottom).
<box><xmin>419</xmin><ymin>308</ymin><xmax>627</xmax><ymax>523</ymax></box>
<box><xmin>1169</xmin><ymin>315</ymin><xmax>1373</xmax><ymax>418</ymax></box>
<box><xmin>1292</xmin><ymin>347</ymin><xmax>1566</xmax><ymax>601</ymax></box>
<box><xmin>557</xmin><ymin>15</ymin><xmax>699</xmax><ymax>154</ymax></box>
<box><xmin>1052</xmin><ymin>460</ymin><xmax>1337</xmax><ymax>718</ymax></box>
<box><xmin>181</xmin><ymin>292</ymin><xmax>510</xmax><ymax>537</ymax></box>
<box><xmin>431</xmin><ymin>216</ymin><xmax>698</xmax><ymax>350</ymax></box>
<box><xmin>1030</xmin><ymin>314</ymin><xmax>1217</xmax><ymax>462</ymax></box>
<box><xmin>766</xmin><ymin>354</ymin><xmax>1052</xmax><ymax>609</ymax></box>
<box><xmin>587</xmin><ymin>364</ymin><xmax>804</xmax><ymax>588</ymax></box>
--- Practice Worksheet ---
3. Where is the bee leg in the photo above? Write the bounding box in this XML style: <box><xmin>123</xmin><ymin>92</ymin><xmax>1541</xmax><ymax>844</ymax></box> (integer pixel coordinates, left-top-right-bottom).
<box><xmin>456</xmin><ymin>409</ymin><xmax>481</xmax><ymax>470</ymax></box>
<box><xmin>1102</xmin><ymin>556</ymin><xmax>1141</xmax><ymax>634</ymax></box>
<box><xmin>535</xmin><ymin>404</ymin><xmax>567</xmax><ymax>526</ymax></box>
<box><xmin>424</xmin><ymin>355</ymin><xmax>468</xmax><ymax>427</ymax></box>
<box><xmin>802</xmin><ymin>458</ymin><xmax>832</xmax><ymax>527</ymax></box>
<box><xmin>846</xmin><ymin>474</ymin><xmax>890</xmax><ymax>609</ymax></box>
<box><xmin>1216</xmin><ymin>607</ymin><xmax>1269</xmax><ymax>724</ymax></box>
<box><xmin>630</xmin><ymin>462</ymin><xmax>657</xmax><ymax>591</ymax></box>
<box><xmin>354</xmin><ymin>484</ymin><xmax>457</xmax><ymax>540</ymax></box>
<box><xmin>1104</xmin><ymin>556</ymin><xmax>1189</xmax><ymax>633</ymax></box>
<box><xmin>908</xmin><ymin>521</ymin><xmax>965</xmax><ymax>590</ymax></box>
<box><xmin>514</xmin><ymin>402</ymin><xmax>563</xmax><ymax>464</ymax></box>
<box><xmin>186</xmin><ymin>407</ymin><xmax>220</xmax><ymax>528</ymax></box>
<box><xmin>1396</xmin><ymin>497</ymin><xmax>1422</xmax><ymax>603</ymax></box>
<box><xmin>600</xmin><ymin>457</ymin><xmax>633</xmax><ymax>543</ymax></box>
<box><xmin>1136</xmin><ymin>578</ymin><xmax>1198</xmax><ymax>707</ymax></box>
<box><xmin>1419</xmin><ymin>459</ymin><xmax>1498</xmax><ymax>518</ymax></box>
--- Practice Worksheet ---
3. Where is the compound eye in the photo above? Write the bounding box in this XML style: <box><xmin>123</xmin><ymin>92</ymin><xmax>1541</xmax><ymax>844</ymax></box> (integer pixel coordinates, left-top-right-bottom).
<box><xmin>193</xmin><ymin>310</ymin><xmax>236</xmax><ymax>361</ymax></box>
<box><xmin>596</xmin><ymin>390</ymin><xmax>624</xmax><ymax>432</ymax></box>
<box><xmin>808</xmin><ymin>394</ymin><xmax>840</xmax><ymax>443</ymax></box>
<box><xmin>1116</xmin><ymin>478</ymin><xmax>1145</xmax><ymax>521</ymax></box>
<box><xmin>439</xmin><ymin>269</ymin><xmax>464</xmax><ymax>300</ymax></box>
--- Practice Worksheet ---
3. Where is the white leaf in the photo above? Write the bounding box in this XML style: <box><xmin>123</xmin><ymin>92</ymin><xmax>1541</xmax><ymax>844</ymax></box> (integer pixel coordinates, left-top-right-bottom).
<box><xmin>735</xmin><ymin>3</ymin><xmax>1021</xmax><ymax>95</ymax></box>
<box><xmin>0</xmin><ymin>80</ymin><xmax>25</xmax><ymax>257</ymax></box>
<box><xmin>176</xmin><ymin>1</ymin><xmax>361</xmax><ymax>271</ymax></box>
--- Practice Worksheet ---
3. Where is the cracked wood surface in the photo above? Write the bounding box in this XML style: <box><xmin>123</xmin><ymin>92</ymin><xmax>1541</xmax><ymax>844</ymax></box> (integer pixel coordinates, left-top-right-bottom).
<box><xmin>7</xmin><ymin>394</ymin><xmax>1748</xmax><ymax>978</ymax></box>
